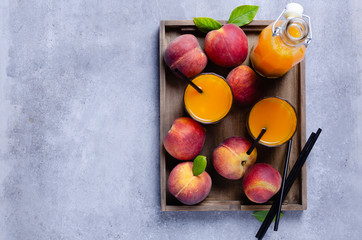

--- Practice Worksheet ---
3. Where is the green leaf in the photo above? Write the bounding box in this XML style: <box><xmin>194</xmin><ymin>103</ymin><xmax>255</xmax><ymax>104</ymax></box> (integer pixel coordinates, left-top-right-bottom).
<box><xmin>252</xmin><ymin>211</ymin><xmax>284</xmax><ymax>223</ymax></box>
<box><xmin>193</xmin><ymin>17</ymin><xmax>222</xmax><ymax>33</ymax></box>
<box><xmin>192</xmin><ymin>155</ymin><xmax>207</xmax><ymax>176</ymax></box>
<box><xmin>228</xmin><ymin>5</ymin><xmax>259</xmax><ymax>26</ymax></box>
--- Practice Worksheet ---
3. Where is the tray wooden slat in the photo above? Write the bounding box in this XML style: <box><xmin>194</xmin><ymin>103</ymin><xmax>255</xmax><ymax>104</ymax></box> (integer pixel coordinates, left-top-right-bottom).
<box><xmin>159</xmin><ymin>20</ymin><xmax>306</xmax><ymax>211</ymax></box>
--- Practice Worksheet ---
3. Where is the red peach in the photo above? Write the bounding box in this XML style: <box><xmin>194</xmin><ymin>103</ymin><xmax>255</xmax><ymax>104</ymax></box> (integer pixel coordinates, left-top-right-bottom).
<box><xmin>242</xmin><ymin>163</ymin><xmax>282</xmax><ymax>204</ymax></box>
<box><xmin>164</xmin><ymin>34</ymin><xmax>207</xmax><ymax>78</ymax></box>
<box><xmin>163</xmin><ymin>117</ymin><xmax>206</xmax><ymax>161</ymax></box>
<box><xmin>204</xmin><ymin>24</ymin><xmax>248</xmax><ymax>67</ymax></box>
<box><xmin>168</xmin><ymin>161</ymin><xmax>212</xmax><ymax>205</ymax></box>
<box><xmin>226</xmin><ymin>65</ymin><xmax>263</xmax><ymax>107</ymax></box>
<box><xmin>212</xmin><ymin>136</ymin><xmax>257</xmax><ymax>180</ymax></box>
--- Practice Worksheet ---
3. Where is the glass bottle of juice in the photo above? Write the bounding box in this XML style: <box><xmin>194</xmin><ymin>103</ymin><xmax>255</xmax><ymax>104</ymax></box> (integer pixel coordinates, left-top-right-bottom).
<box><xmin>250</xmin><ymin>3</ymin><xmax>312</xmax><ymax>78</ymax></box>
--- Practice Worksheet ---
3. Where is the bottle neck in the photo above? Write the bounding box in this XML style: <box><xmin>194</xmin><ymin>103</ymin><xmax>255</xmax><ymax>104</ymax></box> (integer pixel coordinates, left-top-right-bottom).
<box><xmin>279</xmin><ymin>18</ymin><xmax>309</xmax><ymax>47</ymax></box>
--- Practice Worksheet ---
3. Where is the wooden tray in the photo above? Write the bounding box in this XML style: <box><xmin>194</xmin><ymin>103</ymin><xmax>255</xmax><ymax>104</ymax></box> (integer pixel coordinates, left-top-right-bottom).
<box><xmin>159</xmin><ymin>20</ymin><xmax>306</xmax><ymax>211</ymax></box>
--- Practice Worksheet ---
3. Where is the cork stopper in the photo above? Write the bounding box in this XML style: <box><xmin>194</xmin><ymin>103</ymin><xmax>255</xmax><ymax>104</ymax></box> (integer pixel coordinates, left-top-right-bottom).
<box><xmin>283</xmin><ymin>3</ymin><xmax>304</xmax><ymax>19</ymax></box>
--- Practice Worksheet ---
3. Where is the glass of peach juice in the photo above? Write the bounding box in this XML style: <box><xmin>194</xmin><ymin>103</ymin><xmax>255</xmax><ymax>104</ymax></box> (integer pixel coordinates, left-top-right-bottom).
<box><xmin>184</xmin><ymin>73</ymin><xmax>233</xmax><ymax>124</ymax></box>
<box><xmin>247</xmin><ymin>97</ymin><xmax>297</xmax><ymax>146</ymax></box>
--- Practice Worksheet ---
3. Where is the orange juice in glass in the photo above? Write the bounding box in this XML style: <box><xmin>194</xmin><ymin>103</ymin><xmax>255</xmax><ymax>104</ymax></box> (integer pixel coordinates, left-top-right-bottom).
<box><xmin>247</xmin><ymin>97</ymin><xmax>297</xmax><ymax>146</ymax></box>
<box><xmin>184</xmin><ymin>73</ymin><xmax>233</xmax><ymax>124</ymax></box>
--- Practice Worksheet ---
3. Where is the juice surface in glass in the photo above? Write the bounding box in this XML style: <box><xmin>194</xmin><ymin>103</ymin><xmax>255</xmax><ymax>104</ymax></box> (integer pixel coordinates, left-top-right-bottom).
<box><xmin>248</xmin><ymin>97</ymin><xmax>297</xmax><ymax>146</ymax></box>
<box><xmin>250</xmin><ymin>21</ymin><xmax>306</xmax><ymax>78</ymax></box>
<box><xmin>184</xmin><ymin>73</ymin><xmax>233</xmax><ymax>124</ymax></box>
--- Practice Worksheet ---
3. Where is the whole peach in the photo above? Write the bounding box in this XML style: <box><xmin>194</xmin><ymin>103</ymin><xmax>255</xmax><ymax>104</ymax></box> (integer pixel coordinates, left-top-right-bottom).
<box><xmin>163</xmin><ymin>117</ymin><xmax>206</xmax><ymax>160</ymax></box>
<box><xmin>242</xmin><ymin>163</ymin><xmax>281</xmax><ymax>204</ymax></box>
<box><xmin>212</xmin><ymin>136</ymin><xmax>257</xmax><ymax>180</ymax></box>
<box><xmin>168</xmin><ymin>161</ymin><xmax>212</xmax><ymax>205</ymax></box>
<box><xmin>204</xmin><ymin>24</ymin><xmax>248</xmax><ymax>67</ymax></box>
<box><xmin>164</xmin><ymin>34</ymin><xmax>207</xmax><ymax>78</ymax></box>
<box><xmin>226</xmin><ymin>65</ymin><xmax>263</xmax><ymax>107</ymax></box>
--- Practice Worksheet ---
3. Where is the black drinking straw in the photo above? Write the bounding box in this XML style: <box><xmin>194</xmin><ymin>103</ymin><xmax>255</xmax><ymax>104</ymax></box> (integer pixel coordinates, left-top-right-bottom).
<box><xmin>256</xmin><ymin>132</ymin><xmax>315</xmax><ymax>239</ymax></box>
<box><xmin>174</xmin><ymin>68</ymin><xmax>203</xmax><ymax>93</ymax></box>
<box><xmin>256</xmin><ymin>133</ymin><xmax>315</xmax><ymax>239</ymax></box>
<box><xmin>247</xmin><ymin>128</ymin><xmax>266</xmax><ymax>155</ymax></box>
<box><xmin>274</xmin><ymin>139</ymin><xmax>292</xmax><ymax>231</ymax></box>
<box><xmin>256</xmin><ymin>128</ymin><xmax>322</xmax><ymax>239</ymax></box>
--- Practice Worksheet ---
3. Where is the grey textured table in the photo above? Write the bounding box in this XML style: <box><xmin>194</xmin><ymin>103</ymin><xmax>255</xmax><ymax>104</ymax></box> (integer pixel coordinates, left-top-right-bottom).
<box><xmin>0</xmin><ymin>0</ymin><xmax>361</xmax><ymax>239</ymax></box>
